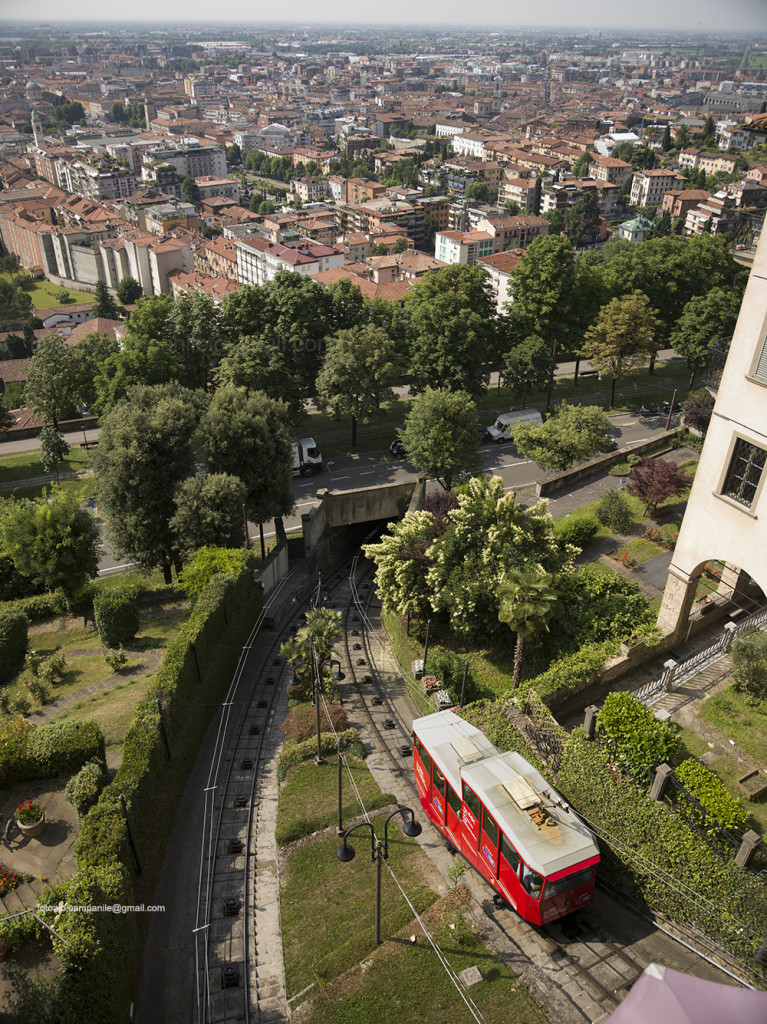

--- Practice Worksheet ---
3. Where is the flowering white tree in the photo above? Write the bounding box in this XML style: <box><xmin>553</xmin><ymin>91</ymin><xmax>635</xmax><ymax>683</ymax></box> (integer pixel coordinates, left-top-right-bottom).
<box><xmin>363</xmin><ymin>510</ymin><xmax>437</xmax><ymax>619</ymax></box>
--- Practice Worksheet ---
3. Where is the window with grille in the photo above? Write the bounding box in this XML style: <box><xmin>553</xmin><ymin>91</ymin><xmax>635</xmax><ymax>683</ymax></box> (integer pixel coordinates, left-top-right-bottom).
<box><xmin>722</xmin><ymin>438</ymin><xmax>767</xmax><ymax>508</ymax></box>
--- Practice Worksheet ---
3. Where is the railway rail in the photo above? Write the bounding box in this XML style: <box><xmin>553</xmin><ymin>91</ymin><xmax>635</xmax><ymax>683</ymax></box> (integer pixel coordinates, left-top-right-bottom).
<box><xmin>187</xmin><ymin>545</ymin><xmax>753</xmax><ymax>1024</ymax></box>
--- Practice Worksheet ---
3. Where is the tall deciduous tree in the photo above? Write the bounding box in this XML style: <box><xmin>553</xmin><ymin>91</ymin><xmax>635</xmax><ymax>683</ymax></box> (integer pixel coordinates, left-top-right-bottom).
<box><xmin>169</xmin><ymin>290</ymin><xmax>224</xmax><ymax>390</ymax></box>
<box><xmin>0</xmin><ymin>486</ymin><xmax>98</xmax><ymax>599</ymax></box>
<box><xmin>91</xmin><ymin>280</ymin><xmax>119</xmax><ymax>320</ymax></box>
<box><xmin>93</xmin><ymin>384</ymin><xmax>204</xmax><ymax>583</ymax></box>
<box><xmin>92</xmin><ymin>337</ymin><xmax>181</xmax><ymax>415</ymax></box>
<box><xmin>580</xmin><ymin>290</ymin><xmax>661</xmax><ymax>407</ymax></box>
<box><xmin>72</xmin><ymin>331</ymin><xmax>120</xmax><ymax>412</ymax></box>
<box><xmin>505</xmin><ymin>234</ymin><xmax>578</xmax><ymax>366</ymax></box>
<box><xmin>497</xmin><ymin>569</ymin><xmax>562</xmax><ymax>687</ymax></box>
<box><xmin>315</xmin><ymin>326</ymin><xmax>405</xmax><ymax>447</ymax></box>
<box><xmin>565</xmin><ymin>191</ymin><xmax>600</xmax><ymax>248</ymax></box>
<box><xmin>23</xmin><ymin>334</ymin><xmax>79</xmax><ymax>429</ymax></box>
<box><xmin>426</xmin><ymin>475</ymin><xmax>574</xmax><ymax>642</ymax></box>
<box><xmin>502</xmin><ymin>334</ymin><xmax>551</xmax><ymax>406</ymax></box>
<box><xmin>200</xmin><ymin>385</ymin><xmax>294</xmax><ymax>526</ymax></box>
<box><xmin>670</xmin><ymin>287</ymin><xmax>742</xmax><ymax>388</ymax></box>
<box><xmin>363</xmin><ymin>510</ymin><xmax>442</xmax><ymax>621</ymax></box>
<box><xmin>512</xmin><ymin>403</ymin><xmax>613</xmax><ymax>471</ymax></box>
<box><xmin>38</xmin><ymin>425</ymin><xmax>69</xmax><ymax>483</ymax></box>
<box><xmin>215</xmin><ymin>336</ymin><xmax>302</xmax><ymax>416</ymax></box>
<box><xmin>0</xmin><ymin>278</ymin><xmax>32</xmax><ymax>330</ymax></box>
<box><xmin>404</xmin><ymin>264</ymin><xmax>495</xmax><ymax>397</ymax></box>
<box><xmin>170</xmin><ymin>473</ymin><xmax>248</xmax><ymax>555</ymax></box>
<box><xmin>400</xmin><ymin>388</ymin><xmax>481</xmax><ymax>491</ymax></box>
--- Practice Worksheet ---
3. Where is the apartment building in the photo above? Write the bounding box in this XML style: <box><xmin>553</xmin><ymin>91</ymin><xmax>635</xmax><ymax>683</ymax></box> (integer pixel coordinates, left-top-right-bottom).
<box><xmin>142</xmin><ymin>141</ymin><xmax>227</xmax><ymax>181</ymax></box>
<box><xmin>435</xmin><ymin>229</ymin><xmax>494</xmax><ymax>265</ymax></box>
<box><xmin>589</xmin><ymin>154</ymin><xmax>633</xmax><ymax>187</ymax></box>
<box><xmin>478</xmin><ymin>248</ymin><xmax>525</xmax><ymax>314</ymax></box>
<box><xmin>234</xmin><ymin>236</ymin><xmax>344</xmax><ymax>286</ymax></box>
<box><xmin>630</xmin><ymin>168</ymin><xmax>686</xmax><ymax>207</ymax></box>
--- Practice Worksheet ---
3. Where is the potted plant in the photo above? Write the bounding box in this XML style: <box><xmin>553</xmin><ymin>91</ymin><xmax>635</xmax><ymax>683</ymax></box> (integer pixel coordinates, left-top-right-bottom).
<box><xmin>15</xmin><ymin>799</ymin><xmax>46</xmax><ymax>838</ymax></box>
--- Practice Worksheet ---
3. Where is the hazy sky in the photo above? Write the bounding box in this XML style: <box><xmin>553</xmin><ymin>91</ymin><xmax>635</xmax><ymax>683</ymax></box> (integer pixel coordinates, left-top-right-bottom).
<box><xmin>12</xmin><ymin>1</ymin><xmax>767</xmax><ymax>35</ymax></box>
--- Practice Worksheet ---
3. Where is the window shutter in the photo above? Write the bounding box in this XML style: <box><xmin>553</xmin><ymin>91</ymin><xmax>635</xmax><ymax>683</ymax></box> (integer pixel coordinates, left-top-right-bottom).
<box><xmin>754</xmin><ymin>335</ymin><xmax>767</xmax><ymax>384</ymax></box>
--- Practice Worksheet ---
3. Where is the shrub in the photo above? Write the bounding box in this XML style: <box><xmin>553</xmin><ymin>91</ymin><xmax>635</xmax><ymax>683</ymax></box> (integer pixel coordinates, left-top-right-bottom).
<box><xmin>427</xmin><ymin>649</ymin><xmax>477</xmax><ymax>704</ymax></box>
<box><xmin>2</xmin><ymin>591</ymin><xmax>68</xmax><ymax>622</ymax></box>
<box><xmin>39</xmin><ymin>651</ymin><xmax>66</xmax><ymax>685</ymax></box>
<box><xmin>596</xmin><ymin>691</ymin><xmax>679</xmax><ymax>783</ymax></box>
<box><xmin>277</xmin><ymin>728</ymin><xmax>365</xmax><ymax>782</ymax></box>
<box><xmin>65</xmin><ymin>759</ymin><xmax>107</xmax><ymax>819</ymax></box>
<box><xmin>27</xmin><ymin>678</ymin><xmax>51</xmax><ymax>705</ymax></box>
<box><xmin>556</xmin><ymin>514</ymin><xmax>599</xmax><ymax>549</ymax></box>
<box><xmin>15</xmin><ymin>798</ymin><xmax>44</xmax><ymax>824</ymax></box>
<box><xmin>177</xmin><ymin>546</ymin><xmax>253</xmax><ymax>602</ymax></box>
<box><xmin>731</xmin><ymin>631</ymin><xmax>767</xmax><ymax>700</ymax></box>
<box><xmin>93</xmin><ymin>589</ymin><xmax>140</xmax><ymax>649</ymax></box>
<box><xmin>0</xmin><ymin>717</ymin><xmax>34</xmax><ymax>786</ymax></box>
<box><xmin>674</xmin><ymin>758</ymin><xmax>748</xmax><ymax>835</ymax></box>
<box><xmin>26</xmin><ymin>719</ymin><xmax>106</xmax><ymax>779</ymax></box>
<box><xmin>8</xmin><ymin>693</ymin><xmax>31</xmax><ymax>716</ymax></box>
<box><xmin>0</xmin><ymin>607</ymin><xmax>28</xmax><ymax>684</ymax></box>
<box><xmin>104</xmin><ymin>647</ymin><xmax>127</xmax><ymax>673</ymax></box>
<box><xmin>282</xmin><ymin>703</ymin><xmax>348</xmax><ymax>744</ymax></box>
<box><xmin>518</xmin><ymin>639</ymin><xmax>619</xmax><ymax>705</ymax></box>
<box><xmin>595</xmin><ymin>488</ymin><xmax>635</xmax><ymax>533</ymax></box>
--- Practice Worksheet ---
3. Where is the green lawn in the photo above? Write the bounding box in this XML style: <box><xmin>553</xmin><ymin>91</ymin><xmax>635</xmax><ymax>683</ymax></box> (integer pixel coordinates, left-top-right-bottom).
<box><xmin>699</xmin><ymin>685</ymin><xmax>767</xmax><ymax>767</ymax></box>
<box><xmin>52</xmin><ymin>675</ymin><xmax>154</xmax><ymax>747</ymax></box>
<box><xmin>299</xmin><ymin>886</ymin><xmax>549</xmax><ymax>1024</ymax></box>
<box><xmin>0</xmin><ymin>271</ymin><xmax>94</xmax><ymax>309</ymax></box>
<box><xmin>0</xmin><ymin>445</ymin><xmax>91</xmax><ymax>486</ymax></box>
<box><xmin>622</xmin><ymin>537</ymin><xmax>663</xmax><ymax>565</ymax></box>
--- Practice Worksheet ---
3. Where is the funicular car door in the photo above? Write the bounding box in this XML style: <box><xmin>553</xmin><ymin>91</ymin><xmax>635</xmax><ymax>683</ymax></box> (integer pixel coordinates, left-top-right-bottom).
<box><xmin>430</xmin><ymin>760</ymin><xmax>446</xmax><ymax>826</ymax></box>
<box><xmin>460</xmin><ymin>779</ymin><xmax>482</xmax><ymax>869</ymax></box>
<box><xmin>444</xmin><ymin>780</ymin><xmax>462</xmax><ymax>848</ymax></box>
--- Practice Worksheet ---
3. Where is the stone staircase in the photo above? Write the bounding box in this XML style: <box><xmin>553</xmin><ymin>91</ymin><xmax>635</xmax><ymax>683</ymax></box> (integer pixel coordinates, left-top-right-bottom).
<box><xmin>0</xmin><ymin>876</ymin><xmax>47</xmax><ymax>918</ymax></box>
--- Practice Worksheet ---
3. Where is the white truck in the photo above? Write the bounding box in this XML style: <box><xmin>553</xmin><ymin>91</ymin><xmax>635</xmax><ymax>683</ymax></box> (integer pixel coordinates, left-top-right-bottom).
<box><xmin>486</xmin><ymin>408</ymin><xmax>543</xmax><ymax>444</ymax></box>
<box><xmin>292</xmin><ymin>437</ymin><xmax>323</xmax><ymax>477</ymax></box>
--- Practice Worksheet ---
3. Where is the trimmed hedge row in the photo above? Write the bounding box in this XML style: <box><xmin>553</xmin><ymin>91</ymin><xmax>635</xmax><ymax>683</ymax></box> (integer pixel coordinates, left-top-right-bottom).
<box><xmin>52</xmin><ymin>554</ymin><xmax>262</xmax><ymax>1021</ymax></box>
<box><xmin>93</xmin><ymin>588</ymin><xmax>141</xmax><ymax>648</ymax></box>
<box><xmin>557</xmin><ymin>731</ymin><xmax>767</xmax><ymax>977</ymax></box>
<box><xmin>517</xmin><ymin>639</ymin><xmax>620</xmax><ymax>706</ymax></box>
<box><xmin>0</xmin><ymin>717</ymin><xmax>105</xmax><ymax>788</ymax></box>
<box><xmin>0</xmin><ymin>607</ymin><xmax>28</xmax><ymax>684</ymax></box>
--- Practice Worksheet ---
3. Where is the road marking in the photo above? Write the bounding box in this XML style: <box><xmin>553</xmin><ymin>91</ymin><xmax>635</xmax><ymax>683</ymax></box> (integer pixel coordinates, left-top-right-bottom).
<box><xmin>331</xmin><ymin>475</ymin><xmax>349</xmax><ymax>481</ymax></box>
<box><xmin>295</xmin><ymin>501</ymin><xmax>316</xmax><ymax>508</ymax></box>
<box><xmin>98</xmin><ymin>562</ymin><xmax>134</xmax><ymax>576</ymax></box>
<box><xmin>504</xmin><ymin>482</ymin><xmax>536</xmax><ymax>492</ymax></box>
<box><xmin>360</xmin><ymin>471</ymin><xmax>375</xmax><ymax>475</ymax></box>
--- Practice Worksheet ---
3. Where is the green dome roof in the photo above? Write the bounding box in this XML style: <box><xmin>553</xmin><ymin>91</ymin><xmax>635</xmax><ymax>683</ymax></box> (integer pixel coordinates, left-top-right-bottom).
<box><xmin>25</xmin><ymin>81</ymin><xmax>42</xmax><ymax>91</ymax></box>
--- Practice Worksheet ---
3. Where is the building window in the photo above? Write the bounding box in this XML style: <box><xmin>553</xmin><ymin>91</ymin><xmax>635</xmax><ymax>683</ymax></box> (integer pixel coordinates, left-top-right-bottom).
<box><xmin>753</xmin><ymin>334</ymin><xmax>767</xmax><ymax>385</ymax></box>
<box><xmin>722</xmin><ymin>438</ymin><xmax>767</xmax><ymax>508</ymax></box>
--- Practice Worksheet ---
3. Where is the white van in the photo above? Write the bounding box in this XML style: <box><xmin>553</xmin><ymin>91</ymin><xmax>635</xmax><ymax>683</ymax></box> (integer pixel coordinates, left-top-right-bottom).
<box><xmin>487</xmin><ymin>408</ymin><xmax>543</xmax><ymax>444</ymax></box>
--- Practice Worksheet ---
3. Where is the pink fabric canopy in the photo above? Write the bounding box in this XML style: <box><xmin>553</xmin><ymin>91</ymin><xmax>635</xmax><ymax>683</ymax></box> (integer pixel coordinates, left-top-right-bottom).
<box><xmin>606</xmin><ymin>963</ymin><xmax>767</xmax><ymax>1024</ymax></box>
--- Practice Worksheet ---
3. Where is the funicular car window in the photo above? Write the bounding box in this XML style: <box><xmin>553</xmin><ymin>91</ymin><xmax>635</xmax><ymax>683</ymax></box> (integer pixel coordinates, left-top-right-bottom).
<box><xmin>446</xmin><ymin>783</ymin><xmax>462</xmax><ymax>819</ymax></box>
<box><xmin>462</xmin><ymin>782</ymin><xmax>480</xmax><ymax>820</ymax></box>
<box><xmin>543</xmin><ymin>866</ymin><xmax>594</xmax><ymax>898</ymax></box>
<box><xmin>500</xmin><ymin>833</ymin><xmax>520</xmax><ymax>872</ymax></box>
<box><xmin>420</xmin><ymin>745</ymin><xmax>432</xmax><ymax>778</ymax></box>
<box><xmin>520</xmin><ymin>863</ymin><xmax>544</xmax><ymax>900</ymax></box>
<box><xmin>482</xmin><ymin>808</ymin><xmax>498</xmax><ymax>847</ymax></box>
<box><xmin>432</xmin><ymin>763</ymin><xmax>445</xmax><ymax>797</ymax></box>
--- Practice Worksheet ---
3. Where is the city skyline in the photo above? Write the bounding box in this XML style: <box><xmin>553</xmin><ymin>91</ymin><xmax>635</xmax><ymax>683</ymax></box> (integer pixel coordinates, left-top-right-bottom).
<box><xmin>4</xmin><ymin>3</ymin><xmax>767</xmax><ymax>37</ymax></box>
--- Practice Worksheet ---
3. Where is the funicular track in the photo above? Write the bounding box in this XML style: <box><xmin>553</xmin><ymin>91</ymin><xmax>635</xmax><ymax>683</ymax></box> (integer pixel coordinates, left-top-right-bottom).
<box><xmin>192</xmin><ymin>557</ymin><xmax>358</xmax><ymax>1023</ymax></box>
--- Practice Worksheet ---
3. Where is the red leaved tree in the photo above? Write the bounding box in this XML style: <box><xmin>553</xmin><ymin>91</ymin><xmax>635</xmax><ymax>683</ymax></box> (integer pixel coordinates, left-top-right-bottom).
<box><xmin>627</xmin><ymin>458</ymin><xmax>692</xmax><ymax>516</ymax></box>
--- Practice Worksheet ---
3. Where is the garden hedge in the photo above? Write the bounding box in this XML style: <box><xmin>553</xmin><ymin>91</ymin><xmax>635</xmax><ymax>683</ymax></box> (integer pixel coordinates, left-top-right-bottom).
<box><xmin>0</xmin><ymin>607</ymin><xmax>28</xmax><ymax>684</ymax></box>
<box><xmin>0</xmin><ymin>716</ymin><xmax>105</xmax><ymax>788</ymax></box>
<box><xmin>517</xmin><ymin>639</ymin><xmax>619</xmax><ymax>706</ymax></box>
<box><xmin>39</xmin><ymin>553</ymin><xmax>262</xmax><ymax>1023</ymax></box>
<box><xmin>65</xmin><ymin>759</ymin><xmax>107</xmax><ymax>820</ymax></box>
<box><xmin>93</xmin><ymin>588</ymin><xmax>141</xmax><ymax>648</ymax></box>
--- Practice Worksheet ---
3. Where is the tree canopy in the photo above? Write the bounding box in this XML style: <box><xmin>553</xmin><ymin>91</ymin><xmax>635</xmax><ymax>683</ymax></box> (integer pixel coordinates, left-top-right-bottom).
<box><xmin>400</xmin><ymin>388</ymin><xmax>481</xmax><ymax>491</ymax></box>
<box><xmin>404</xmin><ymin>265</ymin><xmax>496</xmax><ymax>397</ymax></box>
<box><xmin>580</xmin><ymin>290</ymin><xmax>661</xmax><ymax>406</ymax></box>
<box><xmin>93</xmin><ymin>384</ymin><xmax>204</xmax><ymax>582</ymax></box>
<box><xmin>0</xmin><ymin>486</ymin><xmax>98</xmax><ymax>599</ymax></box>
<box><xmin>512</xmin><ymin>403</ymin><xmax>613</xmax><ymax>471</ymax></box>
<box><xmin>23</xmin><ymin>334</ymin><xmax>79</xmax><ymax>429</ymax></box>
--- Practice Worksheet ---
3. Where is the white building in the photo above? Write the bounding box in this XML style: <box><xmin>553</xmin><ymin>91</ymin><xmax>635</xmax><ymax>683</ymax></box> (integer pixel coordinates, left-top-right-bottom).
<box><xmin>235</xmin><ymin>237</ymin><xmax>344</xmax><ymax>286</ymax></box>
<box><xmin>435</xmin><ymin>229</ymin><xmax>494</xmax><ymax>266</ymax></box>
<box><xmin>630</xmin><ymin>169</ymin><xmax>685</xmax><ymax>207</ymax></box>
<box><xmin>658</xmin><ymin>231</ymin><xmax>767</xmax><ymax>639</ymax></box>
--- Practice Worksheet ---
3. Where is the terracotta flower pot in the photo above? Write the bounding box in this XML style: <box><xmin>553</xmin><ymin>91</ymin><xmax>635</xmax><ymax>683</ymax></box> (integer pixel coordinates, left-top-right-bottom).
<box><xmin>16</xmin><ymin>812</ymin><xmax>46</xmax><ymax>838</ymax></box>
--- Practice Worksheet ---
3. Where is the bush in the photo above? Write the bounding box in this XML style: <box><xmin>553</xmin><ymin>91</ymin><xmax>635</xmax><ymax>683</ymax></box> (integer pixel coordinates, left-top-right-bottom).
<box><xmin>93</xmin><ymin>589</ymin><xmax>140</xmax><ymax>649</ymax></box>
<box><xmin>277</xmin><ymin>728</ymin><xmax>365</xmax><ymax>782</ymax></box>
<box><xmin>27</xmin><ymin>678</ymin><xmax>51</xmax><ymax>705</ymax></box>
<box><xmin>104</xmin><ymin>647</ymin><xmax>127</xmax><ymax>673</ymax></box>
<box><xmin>427</xmin><ymin>649</ymin><xmax>477</xmax><ymax>704</ymax></box>
<box><xmin>0</xmin><ymin>607</ymin><xmax>28</xmax><ymax>684</ymax></box>
<box><xmin>596</xmin><ymin>691</ymin><xmax>679</xmax><ymax>783</ymax></box>
<box><xmin>518</xmin><ymin>639</ymin><xmax>619</xmax><ymax>705</ymax></box>
<box><xmin>282</xmin><ymin>703</ymin><xmax>348</xmax><ymax>744</ymax></box>
<box><xmin>0</xmin><ymin>717</ymin><xmax>34</xmax><ymax>786</ymax></box>
<box><xmin>674</xmin><ymin>758</ymin><xmax>748</xmax><ymax>835</ymax></box>
<box><xmin>731</xmin><ymin>631</ymin><xmax>767</xmax><ymax>700</ymax></box>
<box><xmin>3</xmin><ymin>590</ymin><xmax>68</xmax><ymax>621</ymax></box>
<box><xmin>65</xmin><ymin>759</ymin><xmax>107</xmax><ymax>819</ymax></box>
<box><xmin>556</xmin><ymin>514</ymin><xmax>599</xmax><ymax>549</ymax></box>
<box><xmin>595</xmin><ymin>488</ymin><xmax>635</xmax><ymax>533</ymax></box>
<box><xmin>26</xmin><ymin>719</ymin><xmax>106</xmax><ymax>779</ymax></box>
<box><xmin>177</xmin><ymin>546</ymin><xmax>253</xmax><ymax>602</ymax></box>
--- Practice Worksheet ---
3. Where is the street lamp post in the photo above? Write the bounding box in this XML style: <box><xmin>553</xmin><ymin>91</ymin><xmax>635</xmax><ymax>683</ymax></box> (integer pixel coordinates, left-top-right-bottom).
<box><xmin>336</xmin><ymin>808</ymin><xmax>422</xmax><ymax>946</ymax></box>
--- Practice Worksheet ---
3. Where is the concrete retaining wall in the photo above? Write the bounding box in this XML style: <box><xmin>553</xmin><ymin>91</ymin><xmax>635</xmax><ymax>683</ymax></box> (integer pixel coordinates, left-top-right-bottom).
<box><xmin>258</xmin><ymin>542</ymin><xmax>289</xmax><ymax>597</ymax></box>
<box><xmin>301</xmin><ymin>480</ymin><xmax>418</xmax><ymax>555</ymax></box>
<box><xmin>536</xmin><ymin>426</ymin><xmax>688</xmax><ymax>497</ymax></box>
